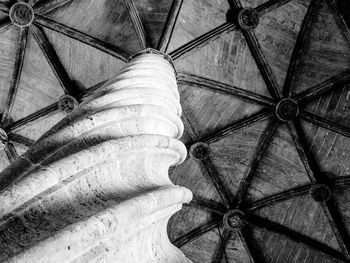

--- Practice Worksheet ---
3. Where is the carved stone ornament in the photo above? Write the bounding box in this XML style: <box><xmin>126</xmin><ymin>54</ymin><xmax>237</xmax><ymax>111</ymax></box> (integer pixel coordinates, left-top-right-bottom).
<box><xmin>190</xmin><ymin>142</ymin><xmax>210</xmax><ymax>161</ymax></box>
<box><xmin>238</xmin><ymin>8</ymin><xmax>259</xmax><ymax>30</ymax></box>
<box><xmin>58</xmin><ymin>95</ymin><xmax>78</xmax><ymax>113</ymax></box>
<box><xmin>9</xmin><ymin>3</ymin><xmax>34</xmax><ymax>27</ymax></box>
<box><xmin>0</xmin><ymin>52</ymin><xmax>192</xmax><ymax>262</ymax></box>
<box><xmin>223</xmin><ymin>210</ymin><xmax>247</xmax><ymax>231</ymax></box>
<box><xmin>276</xmin><ymin>98</ymin><xmax>299</xmax><ymax>122</ymax></box>
<box><xmin>311</xmin><ymin>184</ymin><xmax>332</xmax><ymax>202</ymax></box>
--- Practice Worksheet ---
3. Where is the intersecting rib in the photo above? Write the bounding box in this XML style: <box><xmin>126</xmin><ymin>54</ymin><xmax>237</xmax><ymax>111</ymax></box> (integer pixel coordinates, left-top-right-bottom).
<box><xmin>0</xmin><ymin>17</ymin><xmax>12</xmax><ymax>34</ymax></box>
<box><xmin>31</xmin><ymin>26</ymin><xmax>75</xmax><ymax>95</ymax></box>
<box><xmin>169</xmin><ymin>22</ymin><xmax>237</xmax><ymax>60</ymax></box>
<box><xmin>246</xmin><ymin>184</ymin><xmax>311</xmax><ymax>211</ymax></box>
<box><xmin>1</xmin><ymin>27</ymin><xmax>28</xmax><ymax>127</ymax></box>
<box><xmin>201</xmin><ymin>109</ymin><xmax>274</xmax><ymax>144</ymax></box>
<box><xmin>212</xmin><ymin>229</ymin><xmax>230</xmax><ymax>263</ymax></box>
<box><xmin>123</xmin><ymin>0</ymin><xmax>148</xmax><ymax>49</ymax></box>
<box><xmin>282</xmin><ymin>0</ymin><xmax>319</xmax><ymax>97</ymax></box>
<box><xmin>6</xmin><ymin>102</ymin><xmax>58</xmax><ymax>132</ymax></box>
<box><xmin>326</xmin><ymin>0</ymin><xmax>350</xmax><ymax>47</ymax></box>
<box><xmin>178</xmin><ymin>72</ymin><xmax>275</xmax><ymax>106</ymax></box>
<box><xmin>255</xmin><ymin>0</ymin><xmax>293</xmax><ymax>16</ymax></box>
<box><xmin>248</xmin><ymin>214</ymin><xmax>348</xmax><ymax>262</ymax></box>
<box><xmin>322</xmin><ymin>201</ymin><xmax>350</xmax><ymax>260</ymax></box>
<box><xmin>172</xmin><ymin>220</ymin><xmax>221</xmax><ymax>247</ymax></box>
<box><xmin>287</xmin><ymin>121</ymin><xmax>318</xmax><ymax>184</ymax></box>
<box><xmin>287</xmin><ymin>121</ymin><xmax>350</xmax><ymax>260</ymax></box>
<box><xmin>185</xmin><ymin>199</ymin><xmax>226</xmax><ymax>215</ymax></box>
<box><xmin>300</xmin><ymin>111</ymin><xmax>350</xmax><ymax>139</ymax></box>
<box><xmin>237</xmin><ymin>230</ymin><xmax>266</xmax><ymax>263</ymax></box>
<box><xmin>334</xmin><ymin>176</ymin><xmax>350</xmax><ymax>188</ymax></box>
<box><xmin>33</xmin><ymin>0</ymin><xmax>72</xmax><ymax>15</ymax></box>
<box><xmin>227</xmin><ymin>0</ymin><xmax>242</xmax><ymax>9</ymax></box>
<box><xmin>234</xmin><ymin>119</ymin><xmax>279</xmax><ymax>207</ymax></box>
<box><xmin>4</xmin><ymin>144</ymin><xmax>18</xmax><ymax>163</ymax></box>
<box><xmin>294</xmin><ymin>69</ymin><xmax>350</xmax><ymax>103</ymax></box>
<box><xmin>182</xmin><ymin>112</ymin><xmax>232</xmax><ymax>208</ymax></box>
<box><xmin>8</xmin><ymin>133</ymin><xmax>35</xmax><ymax>147</ymax></box>
<box><xmin>34</xmin><ymin>15</ymin><xmax>131</xmax><ymax>62</ymax></box>
<box><xmin>243</xmin><ymin>30</ymin><xmax>282</xmax><ymax>99</ymax></box>
<box><xmin>158</xmin><ymin>0</ymin><xmax>183</xmax><ymax>52</ymax></box>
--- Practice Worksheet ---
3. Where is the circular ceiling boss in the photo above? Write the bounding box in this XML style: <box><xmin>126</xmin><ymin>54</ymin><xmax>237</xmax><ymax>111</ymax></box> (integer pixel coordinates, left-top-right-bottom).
<box><xmin>58</xmin><ymin>95</ymin><xmax>78</xmax><ymax>114</ymax></box>
<box><xmin>223</xmin><ymin>210</ymin><xmax>247</xmax><ymax>231</ymax></box>
<box><xmin>238</xmin><ymin>8</ymin><xmax>259</xmax><ymax>30</ymax></box>
<box><xmin>310</xmin><ymin>184</ymin><xmax>332</xmax><ymax>203</ymax></box>
<box><xmin>9</xmin><ymin>2</ymin><xmax>34</xmax><ymax>27</ymax></box>
<box><xmin>189</xmin><ymin>142</ymin><xmax>210</xmax><ymax>161</ymax></box>
<box><xmin>275</xmin><ymin>98</ymin><xmax>299</xmax><ymax>122</ymax></box>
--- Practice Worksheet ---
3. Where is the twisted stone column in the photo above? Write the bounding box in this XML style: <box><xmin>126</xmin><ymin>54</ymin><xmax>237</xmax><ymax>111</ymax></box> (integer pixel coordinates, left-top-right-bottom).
<box><xmin>0</xmin><ymin>51</ymin><xmax>192</xmax><ymax>262</ymax></box>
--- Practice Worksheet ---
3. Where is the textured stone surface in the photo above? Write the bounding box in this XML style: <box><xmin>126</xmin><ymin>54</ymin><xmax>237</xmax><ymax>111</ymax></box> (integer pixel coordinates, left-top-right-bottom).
<box><xmin>0</xmin><ymin>53</ymin><xmax>192</xmax><ymax>262</ymax></box>
<box><xmin>0</xmin><ymin>0</ymin><xmax>349</xmax><ymax>261</ymax></box>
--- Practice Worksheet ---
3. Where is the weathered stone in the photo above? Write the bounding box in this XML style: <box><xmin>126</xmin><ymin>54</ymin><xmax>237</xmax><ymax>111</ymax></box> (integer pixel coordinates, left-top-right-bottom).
<box><xmin>58</xmin><ymin>95</ymin><xmax>78</xmax><ymax>114</ymax></box>
<box><xmin>223</xmin><ymin>210</ymin><xmax>247</xmax><ymax>231</ymax></box>
<box><xmin>0</xmin><ymin>128</ymin><xmax>8</xmax><ymax>151</ymax></box>
<box><xmin>0</xmin><ymin>52</ymin><xmax>192</xmax><ymax>262</ymax></box>
<box><xmin>310</xmin><ymin>184</ymin><xmax>331</xmax><ymax>203</ymax></box>
<box><xmin>275</xmin><ymin>98</ymin><xmax>299</xmax><ymax>122</ymax></box>
<box><xmin>238</xmin><ymin>8</ymin><xmax>259</xmax><ymax>30</ymax></box>
<box><xmin>9</xmin><ymin>3</ymin><xmax>34</xmax><ymax>27</ymax></box>
<box><xmin>189</xmin><ymin>142</ymin><xmax>210</xmax><ymax>161</ymax></box>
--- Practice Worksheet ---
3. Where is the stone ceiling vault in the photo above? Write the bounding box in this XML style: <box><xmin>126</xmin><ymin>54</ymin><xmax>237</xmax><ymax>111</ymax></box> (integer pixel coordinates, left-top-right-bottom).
<box><xmin>0</xmin><ymin>0</ymin><xmax>350</xmax><ymax>262</ymax></box>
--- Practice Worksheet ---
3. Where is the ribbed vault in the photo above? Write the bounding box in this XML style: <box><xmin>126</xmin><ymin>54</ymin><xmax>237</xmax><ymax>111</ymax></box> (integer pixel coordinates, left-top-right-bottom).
<box><xmin>0</xmin><ymin>0</ymin><xmax>349</xmax><ymax>262</ymax></box>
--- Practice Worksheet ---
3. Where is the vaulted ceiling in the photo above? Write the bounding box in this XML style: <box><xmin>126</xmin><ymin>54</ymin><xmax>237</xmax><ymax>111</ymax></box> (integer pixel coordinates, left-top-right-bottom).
<box><xmin>0</xmin><ymin>0</ymin><xmax>350</xmax><ymax>262</ymax></box>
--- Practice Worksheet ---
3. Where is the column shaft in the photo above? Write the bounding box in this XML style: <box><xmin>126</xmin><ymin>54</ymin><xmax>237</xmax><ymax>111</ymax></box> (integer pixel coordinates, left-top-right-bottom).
<box><xmin>0</xmin><ymin>52</ymin><xmax>192</xmax><ymax>263</ymax></box>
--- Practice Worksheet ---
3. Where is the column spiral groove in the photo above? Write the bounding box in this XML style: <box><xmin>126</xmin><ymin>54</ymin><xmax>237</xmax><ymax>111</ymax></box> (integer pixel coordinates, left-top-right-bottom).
<box><xmin>0</xmin><ymin>53</ymin><xmax>192</xmax><ymax>263</ymax></box>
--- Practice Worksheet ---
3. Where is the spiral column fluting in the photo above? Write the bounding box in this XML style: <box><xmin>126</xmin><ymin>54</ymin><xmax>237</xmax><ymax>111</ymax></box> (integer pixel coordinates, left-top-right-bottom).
<box><xmin>0</xmin><ymin>51</ymin><xmax>192</xmax><ymax>262</ymax></box>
